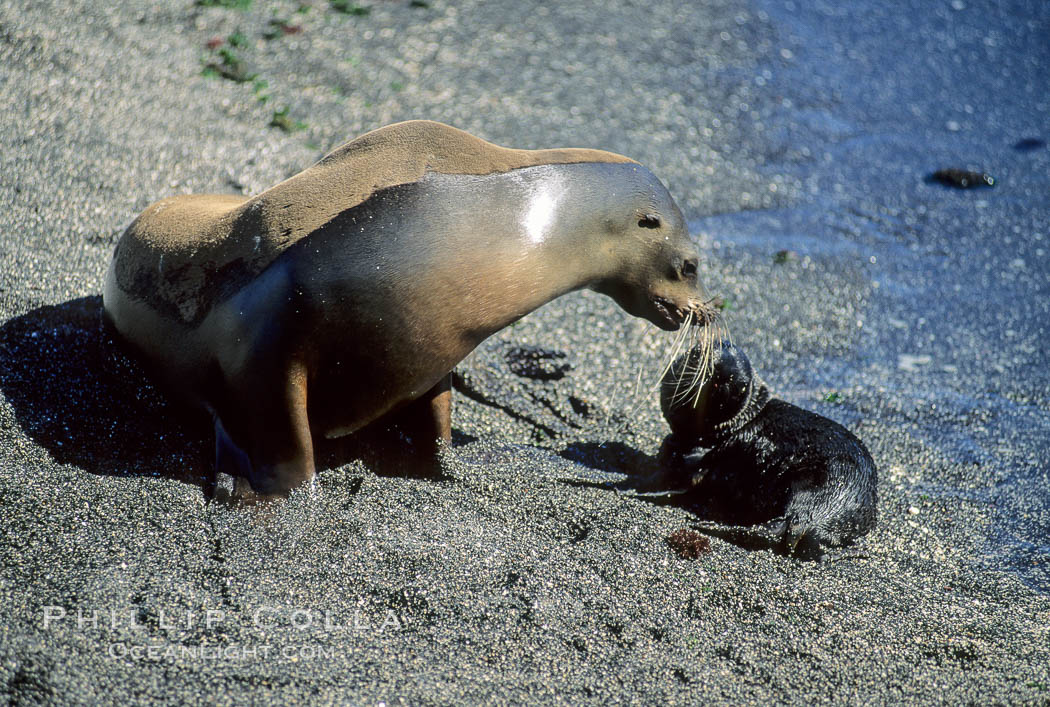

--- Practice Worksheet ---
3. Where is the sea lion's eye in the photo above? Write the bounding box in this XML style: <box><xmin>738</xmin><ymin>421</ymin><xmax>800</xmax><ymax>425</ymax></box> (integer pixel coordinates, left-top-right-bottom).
<box><xmin>638</xmin><ymin>214</ymin><xmax>661</xmax><ymax>229</ymax></box>
<box><xmin>681</xmin><ymin>258</ymin><xmax>698</xmax><ymax>278</ymax></box>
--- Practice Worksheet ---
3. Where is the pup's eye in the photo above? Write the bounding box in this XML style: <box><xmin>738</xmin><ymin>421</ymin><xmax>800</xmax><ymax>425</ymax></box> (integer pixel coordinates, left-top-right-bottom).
<box><xmin>682</xmin><ymin>259</ymin><xmax>698</xmax><ymax>278</ymax></box>
<box><xmin>638</xmin><ymin>214</ymin><xmax>661</xmax><ymax>229</ymax></box>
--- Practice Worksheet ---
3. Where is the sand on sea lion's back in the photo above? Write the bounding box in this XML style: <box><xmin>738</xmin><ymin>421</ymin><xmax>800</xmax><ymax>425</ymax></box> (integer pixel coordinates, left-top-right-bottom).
<box><xmin>114</xmin><ymin>120</ymin><xmax>636</xmax><ymax>325</ymax></box>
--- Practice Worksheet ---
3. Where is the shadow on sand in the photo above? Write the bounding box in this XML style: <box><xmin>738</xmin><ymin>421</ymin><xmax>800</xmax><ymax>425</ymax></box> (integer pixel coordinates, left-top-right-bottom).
<box><xmin>0</xmin><ymin>296</ymin><xmax>483</xmax><ymax>495</ymax></box>
<box><xmin>0</xmin><ymin>296</ymin><xmax>212</xmax><ymax>489</ymax></box>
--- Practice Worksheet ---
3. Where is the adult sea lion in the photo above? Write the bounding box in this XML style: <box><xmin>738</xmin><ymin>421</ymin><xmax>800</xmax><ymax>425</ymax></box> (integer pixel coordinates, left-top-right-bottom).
<box><xmin>104</xmin><ymin>120</ymin><xmax>716</xmax><ymax>496</ymax></box>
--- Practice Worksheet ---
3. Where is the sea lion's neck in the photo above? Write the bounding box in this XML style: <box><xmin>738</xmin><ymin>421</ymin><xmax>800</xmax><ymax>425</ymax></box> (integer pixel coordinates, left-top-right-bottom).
<box><xmin>440</xmin><ymin>221</ymin><xmax>604</xmax><ymax>347</ymax></box>
<box><xmin>700</xmin><ymin>377</ymin><xmax>771</xmax><ymax>446</ymax></box>
<box><xmin>415</xmin><ymin>166</ymin><xmax>617</xmax><ymax>343</ymax></box>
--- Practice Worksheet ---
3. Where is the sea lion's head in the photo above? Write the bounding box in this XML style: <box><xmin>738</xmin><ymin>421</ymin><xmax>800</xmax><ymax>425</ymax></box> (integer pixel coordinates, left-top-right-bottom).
<box><xmin>586</xmin><ymin>164</ymin><xmax>717</xmax><ymax>332</ymax></box>
<box><xmin>660</xmin><ymin>341</ymin><xmax>768</xmax><ymax>444</ymax></box>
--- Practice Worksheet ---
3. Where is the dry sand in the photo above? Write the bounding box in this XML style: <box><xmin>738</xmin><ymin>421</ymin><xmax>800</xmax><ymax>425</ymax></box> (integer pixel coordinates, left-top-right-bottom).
<box><xmin>1</xmin><ymin>0</ymin><xmax>1048</xmax><ymax>703</ymax></box>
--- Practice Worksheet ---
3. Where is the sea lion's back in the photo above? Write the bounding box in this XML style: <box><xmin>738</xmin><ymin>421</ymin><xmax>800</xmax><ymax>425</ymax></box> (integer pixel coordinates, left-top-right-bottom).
<box><xmin>105</xmin><ymin>193</ymin><xmax>249</xmax><ymax>328</ymax></box>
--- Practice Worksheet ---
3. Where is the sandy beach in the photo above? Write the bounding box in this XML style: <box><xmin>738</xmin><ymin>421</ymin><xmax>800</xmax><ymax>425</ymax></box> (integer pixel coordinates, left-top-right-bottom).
<box><xmin>1</xmin><ymin>0</ymin><xmax>1048</xmax><ymax>702</ymax></box>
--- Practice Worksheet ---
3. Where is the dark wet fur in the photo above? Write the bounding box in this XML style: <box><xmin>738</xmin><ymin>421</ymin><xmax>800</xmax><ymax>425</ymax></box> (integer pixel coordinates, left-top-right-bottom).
<box><xmin>659</xmin><ymin>343</ymin><xmax>877</xmax><ymax>558</ymax></box>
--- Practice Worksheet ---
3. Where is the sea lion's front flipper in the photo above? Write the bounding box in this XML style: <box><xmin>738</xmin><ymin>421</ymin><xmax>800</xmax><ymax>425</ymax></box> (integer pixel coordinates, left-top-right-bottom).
<box><xmin>215</xmin><ymin>417</ymin><xmax>253</xmax><ymax>480</ymax></box>
<box><xmin>212</xmin><ymin>416</ymin><xmax>255</xmax><ymax>504</ymax></box>
<box><xmin>241</xmin><ymin>362</ymin><xmax>315</xmax><ymax>495</ymax></box>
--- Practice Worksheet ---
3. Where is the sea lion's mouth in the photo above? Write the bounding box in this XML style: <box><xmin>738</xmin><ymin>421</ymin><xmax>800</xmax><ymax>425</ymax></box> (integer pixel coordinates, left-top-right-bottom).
<box><xmin>651</xmin><ymin>296</ymin><xmax>688</xmax><ymax>331</ymax></box>
<box><xmin>651</xmin><ymin>295</ymin><xmax>723</xmax><ymax>330</ymax></box>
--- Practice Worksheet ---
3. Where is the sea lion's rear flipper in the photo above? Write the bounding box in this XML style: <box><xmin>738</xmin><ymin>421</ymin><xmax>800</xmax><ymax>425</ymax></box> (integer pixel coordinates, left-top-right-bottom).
<box><xmin>688</xmin><ymin>521</ymin><xmax>784</xmax><ymax>553</ymax></box>
<box><xmin>682</xmin><ymin>518</ymin><xmax>825</xmax><ymax>561</ymax></box>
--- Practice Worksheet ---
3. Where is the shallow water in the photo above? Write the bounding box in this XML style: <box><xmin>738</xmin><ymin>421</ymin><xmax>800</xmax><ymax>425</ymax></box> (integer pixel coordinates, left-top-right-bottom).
<box><xmin>697</xmin><ymin>0</ymin><xmax>1050</xmax><ymax>590</ymax></box>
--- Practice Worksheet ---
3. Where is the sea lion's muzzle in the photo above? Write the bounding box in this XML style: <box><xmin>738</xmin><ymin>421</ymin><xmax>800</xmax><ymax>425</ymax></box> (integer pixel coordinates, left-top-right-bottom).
<box><xmin>649</xmin><ymin>295</ymin><xmax>719</xmax><ymax>331</ymax></box>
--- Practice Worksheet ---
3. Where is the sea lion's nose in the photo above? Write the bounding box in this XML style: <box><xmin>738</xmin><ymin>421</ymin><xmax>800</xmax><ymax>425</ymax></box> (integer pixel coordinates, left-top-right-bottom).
<box><xmin>692</xmin><ymin>296</ymin><xmax>722</xmax><ymax>327</ymax></box>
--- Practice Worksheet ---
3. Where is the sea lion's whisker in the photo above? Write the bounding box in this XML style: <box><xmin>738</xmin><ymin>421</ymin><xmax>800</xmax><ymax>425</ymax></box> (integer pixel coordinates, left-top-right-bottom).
<box><xmin>686</xmin><ymin>327</ymin><xmax>711</xmax><ymax>409</ymax></box>
<box><xmin>685</xmin><ymin>312</ymin><xmax>731</xmax><ymax>410</ymax></box>
<box><xmin>613</xmin><ymin>298</ymin><xmax>732</xmax><ymax>432</ymax></box>
<box><xmin>605</xmin><ymin>321</ymin><xmax>656</xmax><ymax>434</ymax></box>
<box><xmin>619</xmin><ymin>309</ymin><xmax>699</xmax><ymax>431</ymax></box>
<box><xmin>612</xmin><ymin>315</ymin><xmax>690</xmax><ymax>434</ymax></box>
<box><xmin>665</xmin><ymin>311</ymin><xmax>696</xmax><ymax>408</ymax></box>
<box><xmin>666</xmin><ymin>320</ymin><xmax>696</xmax><ymax>402</ymax></box>
<box><xmin>720</xmin><ymin>314</ymin><xmax>734</xmax><ymax>348</ymax></box>
<box><xmin>666</xmin><ymin>313</ymin><xmax>722</xmax><ymax>410</ymax></box>
<box><xmin>693</xmin><ymin>318</ymin><xmax>733</xmax><ymax>408</ymax></box>
<box><xmin>648</xmin><ymin>313</ymin><xmax>690</xmax><ymax>405</ymax></box>
<box><xmin>657</xmin><ymin>312</ymin><xmax>692</xmax><ymax>385</ymax></box>
<box><xmin>693</xmin><ymin>325</ymin><xmax>716</xmax><ymax>408</ymax></box>
<box><xmin>653</xmin><ymin>301</ymin><xmax>738</xmax><ymax>411</ymax></box>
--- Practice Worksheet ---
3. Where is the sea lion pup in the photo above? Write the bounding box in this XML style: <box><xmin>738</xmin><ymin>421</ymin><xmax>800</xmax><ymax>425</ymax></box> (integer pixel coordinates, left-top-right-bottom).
<box><xmin>658</xmin><ymin>342</ymin><xmax>877</xmax><ymax>557</ymax></box>
<box><xmin>104</xmin><ymin>120</ymin><xmax>717</xmax><ymax>497</ymax></box>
